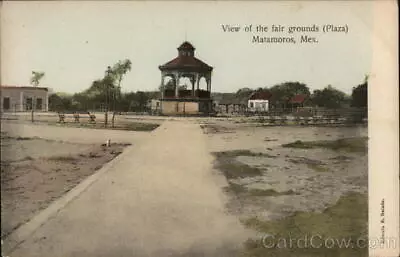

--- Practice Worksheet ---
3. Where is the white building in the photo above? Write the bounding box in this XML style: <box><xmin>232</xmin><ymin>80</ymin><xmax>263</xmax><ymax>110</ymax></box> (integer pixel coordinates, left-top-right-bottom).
<box><xmin>247</xmin><ymin>90</ymin><xmax>272</xmax><ymax>112</ymax></box>
<box><xmin>150</xmin><ymin>99</ymin><xmax>161</xmax><ymax>114</ymax></box>
<box><xmin>1</xmin><ymin>85</ymin><xmax>49</xmax><ymax>112</ymax></box>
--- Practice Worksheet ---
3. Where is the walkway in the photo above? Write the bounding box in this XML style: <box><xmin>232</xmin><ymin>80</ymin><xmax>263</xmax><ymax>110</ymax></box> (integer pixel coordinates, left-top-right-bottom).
<box><xmin>5</xmin><ymin>121</ymin><xmax>249</xmax><ymax>257</ymax></box>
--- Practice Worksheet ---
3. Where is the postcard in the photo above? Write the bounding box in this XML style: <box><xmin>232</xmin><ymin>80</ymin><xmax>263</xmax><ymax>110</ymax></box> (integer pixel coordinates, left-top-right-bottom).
<box><xmin>0</xmin><ymin>1</ymin><xmax>398</xmax><ymax>257</ymax></box>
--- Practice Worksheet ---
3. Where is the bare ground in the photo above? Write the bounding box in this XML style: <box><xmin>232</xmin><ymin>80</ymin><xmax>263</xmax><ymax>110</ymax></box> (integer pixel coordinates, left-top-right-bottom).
<box><xmin>202</xmin><ymin>120</ymin><xmax>368</xmax><ymax>256</ymax></box>
<box><xmin>0</xmin><ymin>132</ymin><xmax>130</xmax><ymax>239</ymax></box>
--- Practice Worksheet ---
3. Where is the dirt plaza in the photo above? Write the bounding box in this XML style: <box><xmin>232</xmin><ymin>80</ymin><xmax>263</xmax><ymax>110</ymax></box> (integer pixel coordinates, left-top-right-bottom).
<box><xmin>1</xmin><ymin>115</ymin><xmax>367</xmax><ymax>257</ymax></box>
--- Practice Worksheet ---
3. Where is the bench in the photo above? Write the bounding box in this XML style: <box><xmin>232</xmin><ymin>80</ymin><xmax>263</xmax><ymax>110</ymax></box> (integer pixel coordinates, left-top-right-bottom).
<box><xmin>58</xmin><ymin>112</ymin><xmax>96</xmax><ymax>123</ymax></box>
<box><xmin>88</xmin><ymin>112</ymin><xmax>96</xmax><ymax>123</ymax></box>
<box><xmin>73</xmin><ymin>113</ymin><xmax>80</xmax><ymax>123</ymax></box>
<box><xmin>58</xmin><ymin>112</ymin><xmax>65</xmax><ymax>123</ymax></box>
<box><xmin>73</xmin><ymin>112</ymin><xmax>96</xmax><ymax>123</ymax></box>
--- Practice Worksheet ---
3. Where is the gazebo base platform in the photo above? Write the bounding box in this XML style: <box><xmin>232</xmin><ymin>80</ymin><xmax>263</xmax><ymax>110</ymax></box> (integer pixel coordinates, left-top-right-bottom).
<box><xmin>160</xmin><ymin>98</ymin><xmax>213</xmax><ymax>116</ymax></box>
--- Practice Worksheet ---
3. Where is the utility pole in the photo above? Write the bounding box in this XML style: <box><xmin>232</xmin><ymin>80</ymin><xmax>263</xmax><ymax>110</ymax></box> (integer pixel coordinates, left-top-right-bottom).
<box><xmin>31</xmin><ymin>96</ymin><xmax>35</xmax><ymax>123</ymax></box>
<box><xmin>104</xmin><ymin>66</ymin><xmax>112</xmax><ymax>127</ymax></box>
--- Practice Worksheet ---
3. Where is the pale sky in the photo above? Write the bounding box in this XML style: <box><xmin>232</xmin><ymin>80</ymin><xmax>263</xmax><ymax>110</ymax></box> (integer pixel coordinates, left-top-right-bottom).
<box><xmin>1</xmin><ymin>1</ymin><xmax>373</xmax><ymax>94</ymax></box>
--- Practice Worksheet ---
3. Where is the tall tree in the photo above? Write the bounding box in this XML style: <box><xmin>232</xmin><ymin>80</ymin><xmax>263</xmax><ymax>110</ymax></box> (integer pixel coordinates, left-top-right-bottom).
<box><xmin>29</xmin><ymin>71</ymin><xmax>45</xmax><ymax>122</ymax></box>
<box><xmin>311</xmin><ymin>85</ymin><xmax>347</xmax><ymax>109</ymax></box>
<box><xmin>110</xmin><ymin>59</ymin><xmax>132</xmax><ymax>127</ymax></box>
<box><xmin>30</xmin><ymin>71</ymin><xmax>45</xmax><ymax>87</ymax></box>
<box><xmin>269</xmin><ymin>82</ymin><xmax>310</xmax><ymax>108</ymax></box>
<box><xmin>111</xmin><ymin>59</ymin><xmax>132</xmax><ymax>97</ymax></box>
<box><xmin>351</xmin><ymin>77</ymin><xmax>368</xmax><ymax>108</ymax></box>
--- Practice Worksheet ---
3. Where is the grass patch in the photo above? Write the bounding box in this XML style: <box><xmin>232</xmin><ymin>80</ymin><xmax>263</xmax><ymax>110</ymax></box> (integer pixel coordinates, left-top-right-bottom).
<box><xmin>226</xmin><ymin>183</ymin><xmax>298</xmax><ymax>197</ymax></box>
<box><xmin>250</xmin><ymin>188</ymin><xmax>297</xmax><ymax>197</ymax></box>
<box><xmin>214</xmin><ymin>150</ymin><xmax>277</xmax><ymax>159</ymax></box>
<box><xmin>0</xmin><ymin>135</ymin><xmax>33</xmax><ymax>141</ymax></box>
<box><xmin>307</xmin><ymin>163</ymin><xmax>330</xmax><ymax>172</ymax></box>
<box><xmin>282</xmin><ymin>137</ymin><xmax>367</xmax><ymax>153</ymax></box>
<box><xmin>119</xmin><ymin>122</ymin><xmax>160</xmax><ymax>131</ymax></box>
<box><xmin>47</xmin><ymin>155</ymin><xmax>78</xmax><ymax>162</ymax></box>
<box><xmin>213</xmin><ymin>150</ymin><xmax>279</xmax><ymax>179</ymax></box>
<box><xmin>216</xmin><ymin>161</ymin><xmax>262</xmax><ymax>179</ymax></box>
<box><xmin>46</xmin><ymin>121</ymin><xmax>160</xmax><ymax>132</ymax></box>
<box><xmin>240</xmin><ymin>192</ymin><xmax>367</xmax><ymax>257</ymax></box>
<box><xmin>200</xmin><ymin>124</ymin><xmax>235</xmax><ymax>134</ymax></box>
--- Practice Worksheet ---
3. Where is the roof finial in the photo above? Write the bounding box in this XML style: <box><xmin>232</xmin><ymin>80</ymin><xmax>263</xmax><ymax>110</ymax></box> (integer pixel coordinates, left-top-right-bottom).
<box><xmin>184</xmin><ymin>18</ymin><xmax>188</xmax><ymax>41</ymax></box>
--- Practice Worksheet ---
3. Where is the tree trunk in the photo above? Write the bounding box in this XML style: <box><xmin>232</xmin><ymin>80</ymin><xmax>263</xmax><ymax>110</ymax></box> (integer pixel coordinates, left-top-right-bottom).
<box><xmin>104</xmin><ymin>110</ymin><xmax>108</xmax><ymax>127</ymax></box>
<box><xmin>111</xmin><ymin>111</ymin><xmax>116</xmax><ymax>128</ymax></box>
<box><xmin>31</xmin><ymin>96</ymin><xmax>35</xmax><ymax>123</ymax></box>
<box><xmin>111</xmin><ymin>78</ymin><xmax>122</xmax><ymax>128</ymax></box>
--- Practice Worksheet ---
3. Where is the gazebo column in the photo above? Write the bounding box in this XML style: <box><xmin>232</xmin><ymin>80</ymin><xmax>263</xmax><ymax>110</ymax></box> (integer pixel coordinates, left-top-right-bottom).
<box><xmin>207</xmin><ymin>73</ymin><xmax>211</xmax><ymax>92</ymax></box>
<box><xmin>191</xmin><ymin>75</ymin><xmax>196</xmax><ymax>97</ymax></box>
<box><xmin>196</xmin><ymin>74</ymin><xmax>200</xmax><ymax>96</ymax></box>
<box><xmin>174</xmin><ymin>73</ymin><xmax>180</xmax><ymax>98</ymax></box>
<box><xmin>206</xmin><ymin>77</ymin><xmax>212</xmax><ymax>92</ymax></box>
<box><xmin>160</xmin><ymin>74</ymin><xmax>165</xmax><ymax>99</ymax></box>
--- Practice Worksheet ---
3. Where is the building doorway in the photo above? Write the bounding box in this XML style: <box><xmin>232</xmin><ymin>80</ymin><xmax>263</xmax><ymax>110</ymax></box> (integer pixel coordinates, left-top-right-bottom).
<box><xmin>3</xmin><ymin>97</ymin><xmax>10</xmax><ymax>110</ymax></box>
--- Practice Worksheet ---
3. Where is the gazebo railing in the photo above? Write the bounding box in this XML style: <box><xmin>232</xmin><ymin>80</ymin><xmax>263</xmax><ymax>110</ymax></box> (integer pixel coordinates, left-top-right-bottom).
<box><xmin>163</xmin><ymin>89</ymin><xmax>210</xmax><ymax>99</ymax></box>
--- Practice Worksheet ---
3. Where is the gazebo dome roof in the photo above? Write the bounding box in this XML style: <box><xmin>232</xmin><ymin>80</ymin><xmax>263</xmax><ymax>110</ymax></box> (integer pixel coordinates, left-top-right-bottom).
<box><xmin>159</xmin><ymin>41</ymin><xmax>213</xmax><ymax>72</ymax></box>
<box><xmin>177</xmin><ymin>41</ymin><xmax>195</xmax><ymax>51</ymax></box>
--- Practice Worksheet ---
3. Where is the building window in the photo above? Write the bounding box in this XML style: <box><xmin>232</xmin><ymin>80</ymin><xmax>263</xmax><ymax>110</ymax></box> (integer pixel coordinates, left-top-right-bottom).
<box><xmin>36</xmin><ymin>98</ymin><xmax>43</xmax><ymax>110</ymax></box>
<box><xmin>26</xmin><ymin>98</ymin><xmax>33</xmax><ymax>110</ymax></box>
<box><xmin>3</xmin><ymin>97</ymin><xmax>10</xmax><ymax>110</ymax></box>
<box><xmin>250</xmin><ymin>102</ymin><xmax>254</xmax><ymax>108</ymax></box>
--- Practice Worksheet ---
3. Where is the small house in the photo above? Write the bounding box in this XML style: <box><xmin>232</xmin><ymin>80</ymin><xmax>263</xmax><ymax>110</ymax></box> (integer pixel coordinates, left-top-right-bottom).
<box><xmin>248</xmin><ymin>90</ymin><xmax>272</xmax><ymax>112</ymax></box>
<box><xmin>1</xmin><ymin>85</ymin><xmax>49</xmax><ymax>112</ymax></box>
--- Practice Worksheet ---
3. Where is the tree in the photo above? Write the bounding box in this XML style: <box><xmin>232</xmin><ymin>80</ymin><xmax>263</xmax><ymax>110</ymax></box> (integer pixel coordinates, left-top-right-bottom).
<box><xmin>49</xmin><ymin>93</ymin><xmax>73</xmax><ymax>111</ymax></box>
<box><xmin>30</xmin><ymin>71</ymin><xmax>45</xmax><ymax>87</ymax></box>
<box><xmin>110</xmin><ymin>59</ymin><xmax>132</xmax><ymax>127</ymax></box>
<box><xmin>351</xmin><ymin>78</ymin><xmax>368</xmax><ymax>108</ymax></box>
<box><xmin>268</xmin><ymin>82</ymin><xmax>310</xmax><ymax>108</ymax></box>
<box><xmin>311</xmin><ymin>85</ymin><xmax>347</xmax><ymax>109</ymax></box>
<box><xmin>29</xmin><ymin>71</ymin><xmax>45</xmax><ymax>122</ymax></box>
<box><xmin>162</xmin><ymin>79</ymin><xmax>175</xmax><ymax>90</ymax></box>
<box><xmin>111</xmin><ymin>59</ymin><xmax>132</xmax><ymax>98</ymax></box>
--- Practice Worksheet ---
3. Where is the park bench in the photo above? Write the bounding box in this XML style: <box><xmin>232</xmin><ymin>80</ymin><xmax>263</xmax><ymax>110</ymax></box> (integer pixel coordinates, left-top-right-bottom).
<box><xmin>72</xmin><ymin>112</ymin><xmax>96</xmax><ymax>123</ymax></box>
<box><xmin>58</xmin><ymin>112</ymin><xmax>65</xmax><ymax>123</ymax></box>
<box><xmin>88</xmin><ymin>112</ymin><xmax>96</xmax><ymax>123</ymax></box>
<box><xmin>73</xmin><ymin>113</ymin><xmax>80</xmax><ymax>123</ymax></box>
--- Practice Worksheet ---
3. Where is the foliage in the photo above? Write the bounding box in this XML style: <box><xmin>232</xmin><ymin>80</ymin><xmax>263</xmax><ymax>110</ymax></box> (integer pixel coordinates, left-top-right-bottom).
<box><xmin>235</xmin><ymin>87</ymin><xmax>254</xmax><ymax>100</ymax></box>
<box><xmin>268</xmin><ymin>82</ymin><xmax>310</xmax><ymax>107</ymax></box>
<box><xmin>48</xmin><ymin>93</ymin><xmax>72</xmax><ymax>111</ymax></box>
<box><xmin>110</xmin><ymin>59</ymin><xmax>132</xmax><ymax>99</ymax></box>
<box><xmin>30</xmin><ymin>71</ymin><xmax>45</xmax><ymax>87</ymax></box>
<box><xmin>162</xmin><ymin>79</ymin><xmax>175</xmax><ymax>90</ymax></box>
<box><xmin>351</xmin><ymin>80</ymin><xmax>368</xmax><ymax>107</ymax></box>
<box><xmin>311</xmin><ymin>85</ymin><xmax>347</xmax><ymax>108</ymax></box>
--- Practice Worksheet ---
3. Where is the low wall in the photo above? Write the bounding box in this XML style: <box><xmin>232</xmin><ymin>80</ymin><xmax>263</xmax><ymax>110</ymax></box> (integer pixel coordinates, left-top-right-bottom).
<box><xmin>161</xmin><ymin>101</ymin><xmax>200</xmax><ymax>115</ymax></box>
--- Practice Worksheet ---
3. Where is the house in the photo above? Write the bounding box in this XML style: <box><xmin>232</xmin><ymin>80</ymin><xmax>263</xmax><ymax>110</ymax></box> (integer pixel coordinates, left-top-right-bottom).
<box><xmin>289</xmin><ymin>94</ymin><xmax>309</xmax><ymax>109</ymax></box>
<box><xmin>247</xmin><ymin>90</ymin><xmax>272</xmax><ymax>112</ymax></box>
<box><xmin>212</xmin><ymin>92</ymin><xmax>250</xmax><ymax>115</ymax></box>
<box><xmin>149</xmin><ymin>99</ymin><xmax>161</xmax><ymax>114</ymax></box>
<box><xmin>1</xmin><ymin>85</ymin><xmax>49</xmax><ymax>112</ymax></box>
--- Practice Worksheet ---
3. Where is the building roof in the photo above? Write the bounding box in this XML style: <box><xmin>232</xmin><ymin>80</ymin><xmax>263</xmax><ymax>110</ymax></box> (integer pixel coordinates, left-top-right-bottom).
<box><xmin>289</xmin><ymin>94</ymin><xmax>308</xmax><ymax>104</ymax></box>
<box><xmin>159</xmin><ymin>41</ymin><xmax>213</xmax><ymax>72</ymax></box>
<box><xmin>249</xmin><ymin>90</ymin><xmax>272</xmax><ymax>100</ymax></box>
<box><xmin>177</xmin><ymin>41</ymin><xmax>195</xmax><ymax>51</ymax></box>
<box><xmin>1</xmin><ymin>85</ymin><xmax>48</xmax><ymax>91</ymax></box>
<box><xmin>213</xmin><ymin>92</ymin><xmax>248</xmax><ymax>105</ymax></box>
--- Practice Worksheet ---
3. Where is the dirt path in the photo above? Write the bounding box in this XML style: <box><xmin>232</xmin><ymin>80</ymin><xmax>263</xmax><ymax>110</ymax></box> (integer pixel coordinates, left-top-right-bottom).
<box><xmin>7</xmin><ymin>120</ymin><xmax>250</xmax><ymax>257</ymax></box>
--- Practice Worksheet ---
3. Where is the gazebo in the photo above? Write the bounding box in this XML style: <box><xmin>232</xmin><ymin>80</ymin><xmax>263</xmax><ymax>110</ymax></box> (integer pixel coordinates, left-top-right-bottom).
<box><xmin>158</xmin><ymin>41</ymin><xmax>213</xmax><ymax>115</ymax></box>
